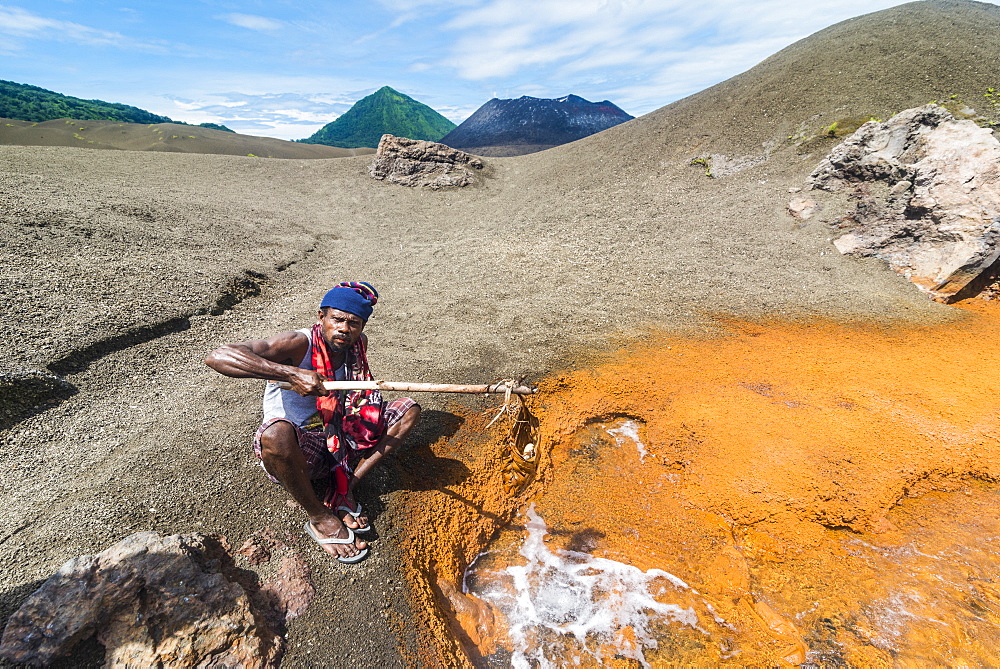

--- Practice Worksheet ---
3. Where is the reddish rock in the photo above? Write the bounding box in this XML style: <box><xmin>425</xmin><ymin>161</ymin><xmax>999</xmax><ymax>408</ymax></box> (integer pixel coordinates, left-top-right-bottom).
<box><xmin>261</xmin><ymin>553</ymin><xmax>315</xmax><ymax>621</ymax></box>
<box><xmin>236</xmin><ymin>527</ymin><xmax>289</xmax><ymax>566</ymax></box>
<box><xmin>0</xmin><ymin>532</ymin><xmax>284</xmax><ymax>667</ymax></box>
<box><xmin>787</xmin><ymin>198</ymin><xmax>818</xmax><ymax>220</ymax></box>
<box><xmin>237</xmin><ymin>537</ymin><xmax>272</xmax><ymax>565</ymax></box>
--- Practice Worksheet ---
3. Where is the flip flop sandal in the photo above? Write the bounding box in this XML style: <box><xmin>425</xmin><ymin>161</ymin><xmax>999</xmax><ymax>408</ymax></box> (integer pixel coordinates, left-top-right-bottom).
<box><xmin>336</xmin><ymin>503</ymin><xmax>371</xmax><ymax>533</ymax></box>
<box><xmin>333</xmin><ymin>494</ymin><xmax>371</xmax><ymax>533</ymax></box>
<box><xmin>304</xmin><ymin>521</ymin><xmax>368</xmax><ymax>564</ymax></box>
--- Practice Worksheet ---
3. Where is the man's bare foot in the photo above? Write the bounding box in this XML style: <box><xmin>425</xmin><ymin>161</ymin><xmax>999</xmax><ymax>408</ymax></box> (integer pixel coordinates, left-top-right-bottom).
<box><xmin>305</xmin><ymin>513</ymin><xmax>367</xmax><ymax>560</ymax></box>
<box><xmin>334</xmin><ymin>491</ymin><xmax>370</xmax><ymax>531</ymax></box>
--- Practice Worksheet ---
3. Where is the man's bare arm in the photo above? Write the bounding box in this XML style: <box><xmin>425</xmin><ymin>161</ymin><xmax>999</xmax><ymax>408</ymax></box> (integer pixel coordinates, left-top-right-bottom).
<box><xmin>204</xmin><ymin>331</ymin><xmax>328</xmax><ymax>396</ymax></box>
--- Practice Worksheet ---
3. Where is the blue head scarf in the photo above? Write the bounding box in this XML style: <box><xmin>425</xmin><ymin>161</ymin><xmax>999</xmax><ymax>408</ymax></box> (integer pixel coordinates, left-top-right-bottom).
<box><xmin>319</xmin><ymin>282</ymin><xmax>379</xmax><ymax>321</ymax></box>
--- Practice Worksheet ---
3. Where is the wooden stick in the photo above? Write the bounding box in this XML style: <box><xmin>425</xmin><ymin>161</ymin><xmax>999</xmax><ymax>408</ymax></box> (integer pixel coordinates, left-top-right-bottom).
<box><xmin>275</xmin><ymin>380</ymin><xmax>537</xmax><ymax>395</ymax></box>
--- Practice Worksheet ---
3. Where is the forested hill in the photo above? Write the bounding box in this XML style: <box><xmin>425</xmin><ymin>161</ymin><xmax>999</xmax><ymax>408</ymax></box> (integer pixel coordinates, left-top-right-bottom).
<box><xmin>0</xmin><ymin>80</ymin><xmax>232</xmax><ymax>131</ymax></box>
<box><xmin>300</xmin><ymin>86</ymin><xmax>456</xmax><ymax>148</ymax></box>
<box><xmin>0</xmin><ymin>80</ymin><xmax>174</xmax><ymax>123</ymax></box>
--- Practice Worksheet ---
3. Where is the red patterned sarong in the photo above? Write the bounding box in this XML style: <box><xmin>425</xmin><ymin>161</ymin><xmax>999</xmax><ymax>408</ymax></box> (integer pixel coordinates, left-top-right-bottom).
<box><xmin>253</xmin><ymin>397</ymin><xmax>416</xmax><ymax>504</ymax></box>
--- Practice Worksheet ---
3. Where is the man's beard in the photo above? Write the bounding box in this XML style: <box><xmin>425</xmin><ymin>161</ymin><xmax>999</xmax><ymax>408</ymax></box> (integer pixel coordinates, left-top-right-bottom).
<box><xmin>326</xmin><ymin>335</ymin><xmax>351</xmax><ymax>351</ymax></box>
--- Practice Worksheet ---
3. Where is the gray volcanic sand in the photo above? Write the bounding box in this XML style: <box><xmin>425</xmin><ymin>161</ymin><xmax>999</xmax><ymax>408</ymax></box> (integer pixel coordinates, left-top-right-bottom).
<box><xmin>2</xmin><ymin>0</ymin><xmax>998</xmax><ymax>665</ymax></box>
<box><xmin>0</xmin><ymin>118</ymin><xmax>373</xmax><ymax>158</ymax></box>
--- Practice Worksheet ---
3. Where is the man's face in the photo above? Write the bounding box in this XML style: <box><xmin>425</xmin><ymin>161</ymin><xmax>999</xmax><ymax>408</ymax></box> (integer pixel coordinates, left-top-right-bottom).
<box><xmin>318</xmin><ymin>308</ymin><xmax>365</xmax><ymax>352</ymax></box>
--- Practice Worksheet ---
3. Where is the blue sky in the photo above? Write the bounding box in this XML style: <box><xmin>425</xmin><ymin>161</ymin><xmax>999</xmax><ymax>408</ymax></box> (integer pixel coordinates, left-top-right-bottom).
<box><xmin>0</xmin><ymin>0</ymin><xmax>983</xmax><ymax>140</ymax></box>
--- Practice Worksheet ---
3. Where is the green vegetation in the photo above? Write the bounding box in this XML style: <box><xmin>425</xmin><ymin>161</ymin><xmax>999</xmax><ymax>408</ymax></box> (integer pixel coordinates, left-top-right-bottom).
<box><xmin>930</xmin><ymin>89</ymin><xmax>1000</xmax><ymax>127</ymax></box>
<box><xmin>690</xmin><ymin>156</ymin><xmax>712</xmax><ymax>177</ymax></box>
<box><xmin>197</xmin><ymin>122</ymin><xmax>235</xmax><ymax>133</ymax></box>
<box><xmin>0</xmin><ymin>79</ymin><xmax>174</xmax><ymax>124</ymax></box>
<box><xmin>789</xmin><ymin>88</ymin><xmax>1000</xmax><ymax>155</ymax></box>
<box><xmin>788</xmin><ymin>114</ymin><xmax>882</xmax><ymax>153</ymax></box>
<box><xmin>300</xmin><ymin>86</ymin><xmax>456</xmax><ymax>148</ymax></box>
<box><xmin>824</xmin><ymin>116</ymin><xmax>882</xmax><ymax>138</ymax></box>
<box><xmin>0</xmin><ymin>80</ymin><xmax>239</xmax><ymax>133</ymax></box>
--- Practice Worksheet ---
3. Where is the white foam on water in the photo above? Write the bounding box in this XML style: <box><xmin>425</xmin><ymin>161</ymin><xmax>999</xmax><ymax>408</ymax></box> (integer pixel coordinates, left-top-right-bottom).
<box><xmin>470</xmin><ymin>504</ymin><xmax>705</xmax><ymax>668</ymax></box>
<box><xmin>863</xmin><ymin>589</ymin><xmax>924</xmax><ymax>652</ymax></box>
<box><xmin>606</xmin><ymin>419</ymin><xmax>649</xmax><ymax>462</ymax></box>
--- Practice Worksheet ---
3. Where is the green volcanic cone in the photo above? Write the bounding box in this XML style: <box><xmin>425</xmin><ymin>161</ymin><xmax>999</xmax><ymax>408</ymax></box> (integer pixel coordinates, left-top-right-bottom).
<box><xmin>300</xmin><ymin>86</ymin><xmax>456</xmax><ymax>148</ymax></box>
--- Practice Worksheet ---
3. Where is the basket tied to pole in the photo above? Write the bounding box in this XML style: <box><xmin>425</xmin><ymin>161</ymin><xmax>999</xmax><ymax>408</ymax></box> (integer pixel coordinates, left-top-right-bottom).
<box><xmin>502</xmin><ymin>395</ymin><xmax>540</xmax><ymax>495</ymax></box>
<box><xmin>484</xmin><ymin>378</ymin><xmax>541</xmax><ymax>495</ymax></box>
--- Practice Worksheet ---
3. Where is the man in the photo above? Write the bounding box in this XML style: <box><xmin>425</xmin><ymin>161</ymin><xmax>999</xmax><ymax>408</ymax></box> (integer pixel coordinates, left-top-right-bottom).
<box><xmin>205</xmin><ymin>282</ymin><xmax>420</xmax><ymax>563</ymax></box>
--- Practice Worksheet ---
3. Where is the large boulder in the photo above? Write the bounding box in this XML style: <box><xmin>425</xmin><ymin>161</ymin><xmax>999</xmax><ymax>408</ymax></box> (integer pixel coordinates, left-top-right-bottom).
<box><xmin>369</xmin><ymin>134</ymin><xmax>485</xmax><ymax>189</ymax></box>
<box><xmin>810</xmin><ymin>105</ymin><xmax>1000</xmax><ymax>302</ymax></box>
<box><xmin>0</xmin><ymin>532</ymin><xmax>288</xmax><ymax>667</ymax></box>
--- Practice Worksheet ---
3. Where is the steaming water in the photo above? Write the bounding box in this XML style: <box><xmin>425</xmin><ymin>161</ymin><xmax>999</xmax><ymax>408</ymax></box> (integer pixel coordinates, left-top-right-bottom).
<box><xmin>465</xmin><ymin>504</ymin><xmax>709</xmax><ymax>668</ymax></box>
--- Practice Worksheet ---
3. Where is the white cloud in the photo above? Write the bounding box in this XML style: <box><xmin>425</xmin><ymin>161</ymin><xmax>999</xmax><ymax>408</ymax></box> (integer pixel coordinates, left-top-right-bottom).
<box><xmin>446</xmin><ymin>0</ymin><xmax>682</xmax><ymax>33</ymax></box>
<box><xmin>163</xmin><ymin>91</ymin><xmax>354</xmax><ymax>140</ymax></box>
<box><xmin>430</xmin><ymin>0</ymin><xmax>928</xmax><ymax>117</ymax></box>
<box><xmin>603</xmin><ymin>34</ymin><xmax>801</xmax><ymax>115</ymax></box>
<box><xmin>234</xmin><ymin>120</ymin><xmax>331</xmax><ymax>140</ymax></box>
<box><xmin>436</xmin><ymin>103</ymin><xmax>479</xmax><ymax>124</ymax></box>
<box><xmin>440</xmin><ymin>0</ymin><xmax>689</xmax><ymax>80</ymax></box>
<box><xmin>218</xmin><ymin>13</ymin><xmax>285</xmax><ymax>32</ymax></box>
<box><xmin>271</xmin><ymin>108</ymin><xmax>343</xmax><ymax>123</ymax></box>
<box><xmin>172</xmin><ymin>98</ymin><xmax>248</xmax><ymax>111</ymax></box>
<box><xmin>374</xmin><ymin>0</ymin><xmax>478</xmax><ymax>11</ymax></box>
<box><xmin>0</xmin><ymin>4</ymin><xmax>161</xmax><ymax>49</ymax></box>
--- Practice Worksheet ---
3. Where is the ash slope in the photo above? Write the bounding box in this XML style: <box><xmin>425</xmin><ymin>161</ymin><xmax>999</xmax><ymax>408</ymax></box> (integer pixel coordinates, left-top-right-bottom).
<box><xmin>1</xmin><ymin>1</ymin><xmax>997</xmax><ymax>666</ymax></box>
<box><xmin>0</xmin><ymin>118</ymin><xmax>372</xmax><ymax>158</ymax></box>
<box><xmin>597</xmin><ymin>0</ymin><xmax>1000</xmax><ymax>163</ymax></box>
<box><xmin>439</xmin><ymin>94</ymin><xmax>633</xmax><ymax>156</ymax></box>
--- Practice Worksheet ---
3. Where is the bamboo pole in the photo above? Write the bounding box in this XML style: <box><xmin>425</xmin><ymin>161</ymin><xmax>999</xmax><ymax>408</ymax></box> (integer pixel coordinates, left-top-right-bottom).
<box><xmin>275</xmin><ymin>380</ymin><xmax>537</xmax><ymax>395</ymax></box>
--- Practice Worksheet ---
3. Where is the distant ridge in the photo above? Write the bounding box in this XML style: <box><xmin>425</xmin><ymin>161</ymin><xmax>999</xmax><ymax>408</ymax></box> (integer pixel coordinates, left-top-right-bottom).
<box><xmin>439</xmin><ymin>94</ymin><xmax>633</xmax><ymax>156</ymax></box>
<box><xmin>300</xmin><ymin>86</ymin><xmax>456</xmax><ymax>149</ymax></box>
<box><xmin>0</xmin><ymin>79</ymin><xmax>174</xmax><ymax>124</ymax></box>
<box><xmin>0</xmin><ymin>117</ymin><xmax>371</xmax><ymax>159</ymax></box>
<box><xmin>0</xmin><ymin>79</ymin><xmax>230</xmax><ymax>131</ymax></box>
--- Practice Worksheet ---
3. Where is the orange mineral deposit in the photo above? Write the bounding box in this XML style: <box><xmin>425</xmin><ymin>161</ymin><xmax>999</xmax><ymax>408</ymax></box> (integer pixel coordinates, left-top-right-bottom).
<box><xmin>402</xmin><ymin>301</ymin><xmax>1000</xmax><ymax>666</ymax></box>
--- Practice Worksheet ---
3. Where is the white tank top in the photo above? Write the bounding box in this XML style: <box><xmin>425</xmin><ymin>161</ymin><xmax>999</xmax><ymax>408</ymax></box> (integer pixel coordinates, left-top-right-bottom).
<box><xmin>261</xmin><ymin>328</ymin><xmax>345</xmax><ymax>428</ymax></box>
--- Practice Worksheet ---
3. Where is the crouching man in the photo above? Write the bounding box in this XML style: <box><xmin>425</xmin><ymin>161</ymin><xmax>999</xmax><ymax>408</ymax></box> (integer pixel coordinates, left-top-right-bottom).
<box><xmin>205</xmin><ymin>282</ymin><xmax>420</xmax><ymax>563</ymax></box>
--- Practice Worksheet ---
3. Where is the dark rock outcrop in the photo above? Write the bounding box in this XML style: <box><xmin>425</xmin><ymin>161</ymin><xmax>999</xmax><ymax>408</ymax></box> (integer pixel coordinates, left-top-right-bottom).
<box><xmin>810</xmin><ymin>104</ymin><xmax>1000</xmax><ymax>302</ymax></box>
<box><xmin>369</xmin><ymin>134</ymin><xmax>485</xmax><ymax>189</ymax></box>
<box><xmin>0</xmin><ymin>532</ymin><xmax>293</xmax><ymax>667</ymax></box>
<box><xmin>439</xmin><ymin>94</ymin><xmax>633</xmax><ymax>156</ymax></box>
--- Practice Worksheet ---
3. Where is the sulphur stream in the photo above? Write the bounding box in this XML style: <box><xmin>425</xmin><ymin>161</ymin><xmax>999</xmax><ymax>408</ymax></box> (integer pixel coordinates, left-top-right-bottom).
<box><xmin>464</xmin><ymin>420</ymin><xmax>1000</xmax><ymax>665</ymax></box>
<box><xmin>441</xmin><ymin>302</ymin><xmax>1000</xmax><ymax>665</ymax></box>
